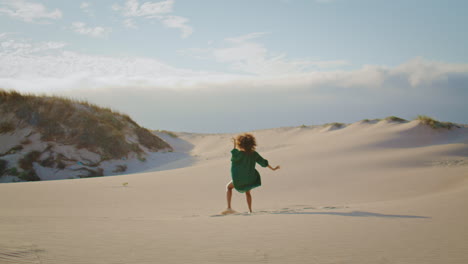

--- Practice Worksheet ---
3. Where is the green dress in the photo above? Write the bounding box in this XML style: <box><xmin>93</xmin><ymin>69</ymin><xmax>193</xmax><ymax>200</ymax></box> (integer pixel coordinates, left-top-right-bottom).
<box><xmin>230</xmin><ymin>148</ymin><xmax>269</xmax><ymax>193</ymax></box>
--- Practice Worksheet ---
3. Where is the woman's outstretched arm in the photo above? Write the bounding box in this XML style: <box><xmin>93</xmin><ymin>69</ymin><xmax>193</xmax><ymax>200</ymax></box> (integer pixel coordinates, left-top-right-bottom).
<box><xmin>268</xmin><ymin>165</ymin><xmax>280</xmax><ymax>171</ymax></box>
<box><xmin>231</xmin><ymin>137</ymin><xmax>237</xmax><ymax>149</ymax></box>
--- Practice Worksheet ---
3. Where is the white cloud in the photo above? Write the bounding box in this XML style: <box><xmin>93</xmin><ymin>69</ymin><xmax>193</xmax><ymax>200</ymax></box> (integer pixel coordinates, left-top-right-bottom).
<box><xmin>0</xmin><ymin>38</ymin><xmax>66</xmax><ymax>56</ymax></box>
<box><xmin>80</xmin><ymin>2</ymin><xmax>94</xmax><ymax>16</ymax></box>
<box><xmin>112</xmin><ymin>0</ymin><xmax>193</xmax><ymax>38</ymax></box>
<box><xmin>71</xmin><ymin>22</ymin><xmax>112</xmax><ymax>38</ymax></box>
<box><xmin>1</xmin><ymin>37</ymin><xmax>467</xmax><ymax>96</ymax></box>
<box><xmin>160</xmin><ymin>15</ymin><xmax>193</xmax><ymax>38</ymax></box>
<box><xmin>184</xmin><ymin>32</ymin><xmax>349</xmax><ymax>75</ymax></box>
<box><xmin>1</xmin><ymin>38</ymin><xmax>467</xmax><ymax>132</ymax></box>
<box><xmin>113</xmin><ymin>0</ymin><xmax>173</xmax><ymax>17</ymax></box>
<box><xmin>123</xmin><ymin>18</ymin><xmax>137</xmax><ymax>29</ymax></box>
<box><xmin>0</xmin><ymin>0</ymin><xmax>62</xmax><ymax>23</ymax></box>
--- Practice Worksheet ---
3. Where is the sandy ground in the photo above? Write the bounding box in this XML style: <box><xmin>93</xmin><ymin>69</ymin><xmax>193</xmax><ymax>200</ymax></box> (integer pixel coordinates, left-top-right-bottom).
<box><xmin>1</xmin><ymin>120</ymin><xmax>467</xmax><ymax>264</ymax></box>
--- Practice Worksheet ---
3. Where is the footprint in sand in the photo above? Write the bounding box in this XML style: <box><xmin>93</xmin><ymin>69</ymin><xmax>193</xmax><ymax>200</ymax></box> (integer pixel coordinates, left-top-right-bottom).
<box><xmin>210</xmin><ymin>205</ymin><xmax>350</xmax><ymax>217</ymax></box>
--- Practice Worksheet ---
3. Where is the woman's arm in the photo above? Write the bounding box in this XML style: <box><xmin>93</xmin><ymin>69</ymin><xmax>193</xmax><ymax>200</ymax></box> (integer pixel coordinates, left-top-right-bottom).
<box><xmin>268</xmin><ymin>165</ymin><xmax>280</xmax><ymax>171</ymax></box>
<box><xmin>232</xmin><ymin>137</ymin><xmax>237</xmax><ymax>149</ymax></box>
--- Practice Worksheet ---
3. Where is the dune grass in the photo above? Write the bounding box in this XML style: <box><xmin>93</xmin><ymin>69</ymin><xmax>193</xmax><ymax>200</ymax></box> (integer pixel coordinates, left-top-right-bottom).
<box><xmin>323</xmin><ymin>122</ymin><xmax>345</xmax><ymax>128</ymax></box>
<box><xmin>18</xmin><ymin>151</ymin><xmax>41</xmax><ymax>171</ymax></box>
<box><xmin>384</xmin><ymin>116</ymin><xmax>407</xmax><ymax>123</ymax></box>
<box><xmin>416</xmin><ymin>115</ymin><xmax>460</xmax><ymax>129</ymax></box>
<box><xmin>362</xmin><ymin>118</ymin><xmax>382</xmax><ymax>123</ymax></box>
<box><xmin>0</xmin><ymin>159</ymin><xmax>7</xmax><ymax>176</ymax></box>
<box><xmin>0</xmin><ymin>121</ymin><xmax>15</xmax><ymax>134</ymax></box>
<box><xmin>0</xmin><ymin>89</ymin><xmax>171</xmax><ymax>159</ymax></box>
<box><xmin>156</xmin><ymin>130</ymin><xmax>179</xmax><ymax>138</ymax></box>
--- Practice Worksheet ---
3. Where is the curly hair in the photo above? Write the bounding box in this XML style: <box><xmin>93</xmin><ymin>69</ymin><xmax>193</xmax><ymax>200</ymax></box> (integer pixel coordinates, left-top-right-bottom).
<box><xmin>236</xmin><ymin>133</ymin><xmax>257</xmax><ymax>153</ymax></box>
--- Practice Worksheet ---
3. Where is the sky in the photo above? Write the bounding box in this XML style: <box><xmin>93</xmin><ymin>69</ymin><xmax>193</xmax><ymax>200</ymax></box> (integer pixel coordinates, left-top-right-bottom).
<box><xmin>0</xmin><ymin>0</ymin><xmax>467</xmax><ymax>133</ymax></box>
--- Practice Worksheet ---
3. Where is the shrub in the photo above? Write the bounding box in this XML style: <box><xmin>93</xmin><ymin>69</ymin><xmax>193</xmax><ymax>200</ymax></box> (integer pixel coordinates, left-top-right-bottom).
<box><xmin>416</xmin><ymin>115</ymin><xmax>460</xmax><ymax>129</ymax></box>
<box><xmin>0</xmin><ymin>121</ymin><xmax>15</xmax><ymax>134</ymax></box>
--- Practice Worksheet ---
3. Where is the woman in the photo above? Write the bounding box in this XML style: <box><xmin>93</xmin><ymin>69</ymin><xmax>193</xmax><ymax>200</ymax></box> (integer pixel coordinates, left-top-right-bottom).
<box><xmin>224</xmin><ymin>133</ymin><xmax>280</xmax><ymax>214</ymax></box>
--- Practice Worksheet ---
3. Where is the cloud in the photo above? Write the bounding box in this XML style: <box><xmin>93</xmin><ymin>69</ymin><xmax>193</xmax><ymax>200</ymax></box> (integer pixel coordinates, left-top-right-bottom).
<box><xmin>71</xmin><ymin>22</ymin><xmax>112</xmax><ymax>38</ymax></box>
<box><xmin>80</xmin><ymin>2</ymin><xmax>94</xmax><ymax>16</ymax></box>
<box><xmin>1</xmin><ymin>37</ymin><xmax>467</xmax><ymax>93</ymax></box>
<box><xmin>0</xmin><ymin>0</ymin><xmax>62</xmax><ymax>23</ymax></box>
<box><xmin>0</xmin><ymin>38</ymin><xmax>66</xmax><ymax>56</ymax></box>
<box><xmin>112</xmin><ymin>0</ymin><xmax>173</xmax><ymax>17</ymax></box>
<box><xmin>159</xmin><ymin>15</ymin><xmax>193</xmax><ymax>38</ymax></box>
<box><xmin>1</xmin><ymin>39</ymin><xmax>467</xmax><ymax>131</ymax></box>
<box><xmin>1</xmin><ymin>38</ymin><xmax>466</xmax><ymax>95</ymax></box>
<box><xmin>112</xmin><ymin>0</ymin><xmax>193</xmax><ymax>38</ymax></box>
<box><xmin>123</xmin><ymin>18</ymin><xmax>138</xmax><ymax>29</ymax></box>
<box><xmin>183</xmin><ymin>32</ymin><xmax>349</xmax><ymax>75</ymax></box>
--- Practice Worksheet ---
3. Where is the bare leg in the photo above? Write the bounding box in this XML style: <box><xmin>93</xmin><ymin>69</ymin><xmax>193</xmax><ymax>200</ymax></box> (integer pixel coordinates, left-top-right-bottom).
<box><xmin>245</xmin><ymin>190</ymin><xmax>252</xmax><ymax>213</ymax></box>
<box><xmin>226</xmin><ymin>182</ymin><xmax>234</xmax><ymax>209</ymax></box>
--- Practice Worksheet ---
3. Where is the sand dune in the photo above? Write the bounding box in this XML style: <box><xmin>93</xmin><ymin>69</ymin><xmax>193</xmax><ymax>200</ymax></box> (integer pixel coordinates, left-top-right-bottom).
<box><xmin>1</xmin><ymin>120</ymin><xmax>467</xmax><ymax>263</ymax></box>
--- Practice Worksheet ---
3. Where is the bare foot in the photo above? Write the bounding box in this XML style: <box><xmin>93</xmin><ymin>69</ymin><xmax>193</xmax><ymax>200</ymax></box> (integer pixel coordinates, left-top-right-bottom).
<box><xmin>221</xmin><ymin>208</ymin><xmax>238</xmax><ymax>215</ymax></box>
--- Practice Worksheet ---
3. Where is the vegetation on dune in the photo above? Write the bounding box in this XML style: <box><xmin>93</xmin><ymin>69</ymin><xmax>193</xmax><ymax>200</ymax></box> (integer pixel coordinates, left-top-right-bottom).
<box><xmin>362</xmin><ymin>118</ymin><xmax>382</xmax><ymax>123</ymax></box>
<box><xmin>384</xmin><ymin>116</ymin><xmax>408</xmax><ymax>123</ymax></box>
<box><xmin>0</xmin><ymin>145</ymin><xmax>23</xmax><ymax>157</ymax></box>
<box><xmin>416</xmin><ymin>115</ymin><xmax>460</xmax><ymax>129</ymax></box>
<box><xmin>18</xmin><ymin>170</ymin><xmax>41</xmax><ymax>181</ymax></box>
<box><xmin>74</xmin><ymin>167</ymin><xmax>104</xmax><ymax>178</ymax></box>
<box><xmin>18</xmin><ymin>151</ymin><xmax>41</xmax><ymax>171</ymax></box>
<box><xmin>0</xmin><ymin>159</ymin><xmax>7</xmax><ymax>176</ymax></box>
<box><xmin>155</xmin><ymin>129</ymin><xmax>179</xmax><ymax>138</ymax></box>
<box><xmin>0</xmin><ymin>89</ymin><xmax>171</xmax><ymax>160</ymax></box>
<box><xmin>323</xmin><ymin>122</ymin><xmax>345</xmax><ymax>128</ymax></box>
<box><xmin>135</xmin><ymin>127</ymin><xmax>171</xmax><ymax>151</ymax></box>
<box><xmin>113</xmin><ymin>165</ymin><xmax>127</xmax><ymax>173</ymax></box>
<box><xmin>0</xmin><ymin>121</ymin><xmax>15</xmax><ymax>134</ymax></box>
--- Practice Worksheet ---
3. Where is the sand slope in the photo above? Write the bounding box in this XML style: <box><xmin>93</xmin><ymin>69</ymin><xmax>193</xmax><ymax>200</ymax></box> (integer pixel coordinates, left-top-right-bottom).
<box><xmin>1</xmin><ymin>120</ymin><xmax>467</xmax><ymax>264</ymax></box>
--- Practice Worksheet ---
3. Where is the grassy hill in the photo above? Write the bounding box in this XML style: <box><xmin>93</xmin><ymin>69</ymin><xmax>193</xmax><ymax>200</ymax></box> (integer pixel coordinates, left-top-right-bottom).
<box><xmin>0</xmin><ymin>90</ymin><xmax>172</xmax><ymax>182</ymax></box>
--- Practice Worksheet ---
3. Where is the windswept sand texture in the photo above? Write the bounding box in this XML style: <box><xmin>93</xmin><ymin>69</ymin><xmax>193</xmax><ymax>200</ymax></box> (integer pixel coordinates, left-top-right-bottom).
<box><xmin>1</xmin><ymin>120</ymin><xmax>467</xmax><ymax>264</ymax></box>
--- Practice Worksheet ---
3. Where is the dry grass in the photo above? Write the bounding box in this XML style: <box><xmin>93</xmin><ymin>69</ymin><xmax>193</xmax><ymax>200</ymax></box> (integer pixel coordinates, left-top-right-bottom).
<box><xmin>384</xmin><ymin>116</ymin><xmax>407</xmax><ymax>123</ymax></box>
<box><xmin>323</xmin><ymin>122</ymin><xmax>345</xmax><ymax>128</ymax></box>
<box><xmin>0</xmin><ymin>159</ymin><xmax>7</xmax><ymax>176</ymax></box>
<box><xmin>156</xmin><ymin>130</ymin><xmax>179</xmax><ymax>138</ymax></box>
<box><xmin>362</xmin><ymin>118</ymin><xmax>382</xmax><ymax>123</ymax></box>
<box><xmin>136</xmin><ymin>127</ymin><xmax>171</xmax><ymax>151</ymax></box>
<box><xmin>416</xmin><ymin>115</ymin><xmax>460</xmax><ymax>129</ymax></box>
<box><xmin>18</xmin><ymin>151</ymin><xmax>41</xmax><ymax>171</ymax></box>
<box><xmin>18</xmin><ymin>170</ymin><xmax>41</xmax><ymax>181</ymax></box>
<box><xmin>113</xmin><ymin>165</ymin><xmax>128</xmax><ymax>173</ymax></box>
<box><xmin>0</xmin><ymin>121</ymin><xmax>15</xmax><ymax>134</ymax></box>
<box><xmin>0</xmin><ymin>89</ymin><xmax>171</xmax><ymax>159</ymax></box>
